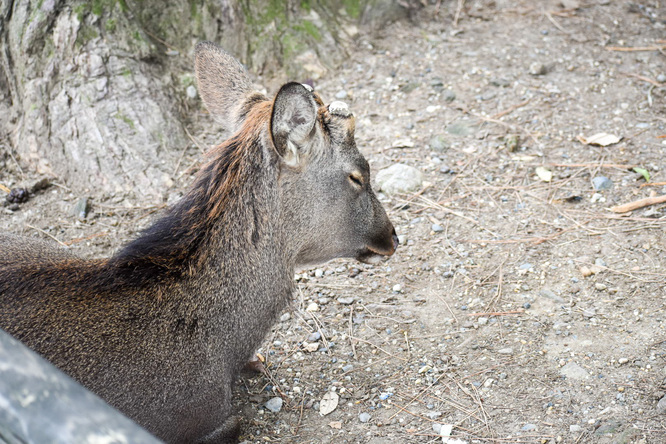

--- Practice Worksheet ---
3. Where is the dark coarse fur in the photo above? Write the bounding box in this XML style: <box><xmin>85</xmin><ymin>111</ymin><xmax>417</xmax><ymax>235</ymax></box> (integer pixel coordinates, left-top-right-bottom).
<box><xmin>0</xmin><ymin>42</ymin><xmax>397</xmax><ymax>443</ymax></box>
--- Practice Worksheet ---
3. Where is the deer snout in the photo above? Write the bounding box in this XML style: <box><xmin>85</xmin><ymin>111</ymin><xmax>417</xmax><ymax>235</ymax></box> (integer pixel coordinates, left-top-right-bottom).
<box><xmin>391</xmin><ymin>228</ymin><xmax>399</xmax><ymax>253</ymax></box>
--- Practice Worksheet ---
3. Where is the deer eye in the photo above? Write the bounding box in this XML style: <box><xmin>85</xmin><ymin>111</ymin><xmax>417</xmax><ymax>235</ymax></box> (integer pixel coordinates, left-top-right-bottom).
<box><xmin>349</xmin><ymin>172</ymin><xmax>363</xmax><ymax>187</ymax></box>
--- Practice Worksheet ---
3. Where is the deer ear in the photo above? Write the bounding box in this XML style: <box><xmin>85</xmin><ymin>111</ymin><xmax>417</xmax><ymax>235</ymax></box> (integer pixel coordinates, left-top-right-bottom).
<box><xmin>270</xmin><ymin>83</ymin><xmax>317</xmax><ymax>167</ymax></box>
<box><xmin>195</xmin><ymin>41</ymin><xmax>253</xmax><ymax>132</ymax></box>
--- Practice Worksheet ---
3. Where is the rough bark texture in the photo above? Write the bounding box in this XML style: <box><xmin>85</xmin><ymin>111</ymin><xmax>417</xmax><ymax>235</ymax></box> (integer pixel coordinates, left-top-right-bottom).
<box><xmin>0</xmin><ymin>0</ymin><xmax>409</xmax><ymax>201</ymax></box>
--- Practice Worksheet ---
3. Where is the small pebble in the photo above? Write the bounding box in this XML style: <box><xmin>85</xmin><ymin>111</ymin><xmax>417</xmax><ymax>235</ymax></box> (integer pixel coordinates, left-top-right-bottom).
<box><xmin>306</xmin><ymin>302</ymin><xmax>319</xmax><ymax>312</ymax></box>
<box><xmin>477</xmin><ymin>317</ymin><xmax>489</xmax><ymax>325</ymax></box>
<box><xmin>529</xmin><ymin>62</ymin><xmax>548</xmax><ymax>76</ymax></box>
<box><xmin>335</xmin><ymin>90</ymin><xmax>348</xmax><ymax>99</ymax></box>
<box><xmin>186</xmin><ymin>85</ymin><xmax>197</xmax><ymax>99</ymax></box>
<box><xmin>521</xmin><ymin>423</ymin><xmax>537</xmax><ymax>431</ymax></box>
<box><xmin>342</xmin><ymin>364</ymin><xmax>353</xmax><ymax>372</ymax></box>
<box><xmin>280</xmin><ymin>313</ymin><xmax>291</xmax><ymax>322</ymax></box>
<box><xmin>314</xmin><ymin>269</ymin><xmax>324</xmax><ymax>278</ymax></box>
<box><xmin>442</xmin><ymin>90</ymin><xmax>456</xmax><ymax>102</ymax></box>
<box><xmin>497</xmin><ymin>347</ymin><xmax>513</xmax><ymax>355</ymax></box>
<box><xmin>337</xmin><ymin>297</ymin><xmax>354</xmax><ymax>305</ymax></box>
<box><xmin>426</xmin><ymin>411</ymin><xmax>442</xmax><ymax>419</ymax></box>
<box><xmin>595</xmin><ymin>283</ymin><xmax>607</xmax><ymax>291</ymax></box>
<box><xmin>523</xmin><ymin>302</ymin><xmax>531</xmax><ymax>309</ymax></box>
<box><xmin>265</xmin><ymin>397</ymin><xmax>283</xmax><ymax>413</ymax></box>
<box><xmin>358</xmin><ymin>412</ymin><xmax>371</xmax><ymax>423</ymax></box>
<box><xmin>657</xmin><ymin>73</ymin><xmax>666</xmax><ymax>83</ymax></box>
<box><xmin>307</xmin><ymin>331</ymin><xmax>321</xmax><ymax>342</ymax></box>
<box><xmin>392</xmin><ymin>284</ymin><xmax>403</xmax><ymax>293</ymax></box>
<box><xmin>592</xmin><ymin>176</ymin><xmax>613</xmax><ymax>191</ymax></box>
<box><xmin>618</xmin><ymin>358</ymin><xmax>629</xmax><ymax>365</ymax></box>
<box><xmin>431</xmin><ymin>224</ymin><xmax>444</xmax><ymax>233</ymax></box>
<box><xmin>570</xmin><ymin>424</ymin><xmax>582</xmax><ymax>433</ymax></box>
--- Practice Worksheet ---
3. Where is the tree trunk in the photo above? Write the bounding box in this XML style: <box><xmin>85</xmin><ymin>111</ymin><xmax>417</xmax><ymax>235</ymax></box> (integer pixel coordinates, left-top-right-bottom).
<box><xmin>0</xmin><ymin>0</ymin><xmax>409</xmax><ymax>201</ymax></box>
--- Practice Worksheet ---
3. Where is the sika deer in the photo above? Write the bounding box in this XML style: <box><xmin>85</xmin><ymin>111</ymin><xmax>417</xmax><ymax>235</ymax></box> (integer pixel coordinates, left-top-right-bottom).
<box><xmin>0</xmin><ymin>41</ymin><xmax>398</xmax><ymax>443</ymax></box>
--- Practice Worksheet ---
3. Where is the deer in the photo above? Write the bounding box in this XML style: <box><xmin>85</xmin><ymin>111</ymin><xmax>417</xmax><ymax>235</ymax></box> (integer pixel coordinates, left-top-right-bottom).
<box><xmin>0</xmin><ymin>41</ymin><xmax>398</xmax><ymax>443</ymax></box>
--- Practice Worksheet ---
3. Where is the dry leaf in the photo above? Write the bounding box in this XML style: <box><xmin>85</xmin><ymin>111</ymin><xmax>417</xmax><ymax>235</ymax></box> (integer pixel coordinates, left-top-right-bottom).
<box><xmin>319</xmin><ymin>391</ymin><xmax>339</xmax><ymax>416</ymax></box>
<box><xmin>578</xmin><ymin>133</ymin><xmax>621</xmax><ymax>146</ymax></box>
<box><xmin>329</xmin><ymin>421</ymin><xmax>342</xmax><ymax>429</ymax></box>
<box><xmin>535</xmin><ymin>166</ymin><xmax>552</xmax><ymax>182</ymax></box>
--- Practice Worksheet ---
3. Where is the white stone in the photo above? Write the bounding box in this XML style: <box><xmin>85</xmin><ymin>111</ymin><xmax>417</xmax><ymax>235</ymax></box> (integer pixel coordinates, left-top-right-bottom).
<box><xmin>375</xmin><ymin>163</ymin><xmax>423</xmax><ymax>195</ymax></box>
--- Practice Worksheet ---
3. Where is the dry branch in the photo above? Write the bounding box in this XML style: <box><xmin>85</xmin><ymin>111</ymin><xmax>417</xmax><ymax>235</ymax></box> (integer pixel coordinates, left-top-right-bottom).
<box><xmin>606</xmin><ymin>45</ymin><xmax>666</xmax><ymax>52</ymax></box>
<box><xmin>610</xmin><ymin>195</ymin><xmax>666</xmax><ymax>213</ymax></box>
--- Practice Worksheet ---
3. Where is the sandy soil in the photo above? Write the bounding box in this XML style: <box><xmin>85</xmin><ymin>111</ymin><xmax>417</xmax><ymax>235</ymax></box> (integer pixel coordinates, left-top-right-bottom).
<box><xmin>2</xmin><ymin>1</ymin><xmax>665</xmax><ymax>443</ymax></box>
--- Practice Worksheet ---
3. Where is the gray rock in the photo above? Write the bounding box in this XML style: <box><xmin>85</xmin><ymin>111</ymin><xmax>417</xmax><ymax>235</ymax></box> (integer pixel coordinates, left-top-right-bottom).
<box><xmin>71</xmin><ymin>197</ymin><xmax>90</xmax><ymax>220</ymax></box>
<box><xmin>337</xmin><ymin>297</ymin><xmax>354</xmax><ymax>305</ymax></box>
<box><xmin>539</xmin><ymin>288</ymin><xmax>565</xmax><ymax>303</ymax></box>
<box><xmin>429</xmin><ymin>135</ymin><xmax>449</xmax><ymax>152</ymax></box>
<box><xmin>519</xmin><ymin>263</ymin><xmax>533</xmax><ymax>270</ymax></box>
<box><xmin>657</xmin><ymin>73</ymin><xmax>666</xmax><ymax>83</ymax></box>
<box><xmin>497</xmin><ymin>347</ymin><xmax>513</xmax><ymax>355</ymax></box>
<box><xmin>570</xmin><ymin>424</ymin><xmax>583</xmax><ymax>433</ymax></box>
<box><xmin>358</xmin><ymin>412</ymin><xmax>371</xmax><ymax>423</ymax></box>
<box><xmin>521</xmin><ymin>423</ymin><xmax>537</xmax><ymax>431</ymax></box>
<box><xmin>560</xmin><ymin>361</ymin><xmax>589</xmax><ymax>380</ymax></box>
<box><xmin>657</xmin><ymin>396</ymin><xmax>666</xmax><ymax>414</ymax></box>
<box><xmin>280</xmin><ymin>312</ymin><xmax>291</xmax><ymax>322</ymax></box>
<box><xmin>592</xmin><ymin>176</ymin><xmax>613</xmax><ymax>191</ymax></box>
<box><xmin>307</xmin><ymin>332</ymin><xmax>321</xmax><ymax>342</ymax></box>
<box><xmin>342</xmin><ymin>364</ymin><xmax>353</xmax><ymax>372</ymax></box>
<box><xmin>427</xmin><ymin>411</ymin><xmax>442</xmax><ymax>419</ymax></box>
<box><xmin>442</xmin><ymin>90</ymin><xmax>456</xmax><ymax>102</ymax></box>
<box><xmin>0</xmin><ymin>330</ymin><xmax>160</xmax><ymax>443</ymax></box>
<box><xmin>446</xmin><ymin>121</ymin><xmax>477</xmax><ymax>136</ymax></box>
<box><xmin>375</xmin><ymin>163</ymin><xmax>423</xmax><ymax>194</ymax></box>
<box><xmin>491</xmin><ymin>78</ymin><xmax>511</xmax><ymax>87</ymax></box>
<box><xmin>265</xmin><ymin>397</ymin><xmax>283</xmax><ymax>413</ymax></box>
<box><xmin>431</xmin><ymin>224</ymin><xmax>444</xmax><ymax>233</ymax></box>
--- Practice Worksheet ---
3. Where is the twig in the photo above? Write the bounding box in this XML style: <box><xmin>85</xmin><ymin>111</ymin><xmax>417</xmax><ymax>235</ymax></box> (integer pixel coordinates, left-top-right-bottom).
<box><xmin>25</xmin><ymin>224</ymin><xmax>68</xmax><ymax>247</ymax></box>
<box><xmin>348</xmin><ymin>305</ymin><xmax>357</xmax><ymax>359</ymax></box>
<box><xmin>621</xmin><ymin>72</ymin><xmax>663</xmax><ymax>87</ymax></box>
<box><xmin>387</xmin><ymin>372</ymin><xmax>447</xmax><ymax>421</ymax></box>
<box><xmin>63</xmin><ymin>231</ymin><xmax>109</xmax><ymax>246</ymax></box>
<box><xmin>349</xmin><ymin>336</ymin><xmax>408</xmax><ymax>361</ymax></box>
<box><xmin>0</xmin><ymin>183</ymin><xmax>10</xmax><ymax>193</ymax></box>
<box><xmin>545</xmin><ymin>12</ymin><xmax>568</xmax><ymax>34</ymax></box>
<box><xmin>453</xmin><ymin>0</ymin><xmax>465</xmax><ymax>27</ymax></box>
<box><xmin>467</xmin><ymin>310</ymin><xmax>524</xmax><ymax>317</ymax></box>
<box><xmin>606</xmin><ymin>45</ymin><xmax>666</xmax><ymax>52</ymax></box>
<box><xmin>640</xmin><ymin>182</ymin><xmax>666</xmax><ymax>188</ymax></box>
<box><xmin>610</xmin><ymin>195</ymin><xmax>666</xmax><ymax>213</ymax></box>
<box><xmin>183</xmin><ymin>125</ymin><xmax>207</xmax><ymax>154</ymax></box>
<box><xmin>491</xmin><ymin>99</ymin><xmax>530</xmax><ymax>120</ymax></box>
<box><xmin>537</xmin><ymin>163</ymin><xmax>634</xmax><ymax>169</ymax></box>
<box><xmin>293</xmin><ymin>389</ymin><xmax>306</xmax><ymax>435</ymax></box>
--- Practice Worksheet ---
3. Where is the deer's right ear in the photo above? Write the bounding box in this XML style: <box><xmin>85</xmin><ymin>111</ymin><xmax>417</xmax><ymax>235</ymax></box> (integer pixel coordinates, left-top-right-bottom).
<box><xmin>270</xmin><ymin>83</ymin><xmax>317</xmax><ymax>168</ymax></box>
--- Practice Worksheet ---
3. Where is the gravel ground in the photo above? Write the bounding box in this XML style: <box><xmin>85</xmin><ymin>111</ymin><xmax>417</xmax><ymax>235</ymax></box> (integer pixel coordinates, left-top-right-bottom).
<box><xmin>2</xmin><ymin>1</ymin><xmax>666</xmax><ymax>443</ymax></box>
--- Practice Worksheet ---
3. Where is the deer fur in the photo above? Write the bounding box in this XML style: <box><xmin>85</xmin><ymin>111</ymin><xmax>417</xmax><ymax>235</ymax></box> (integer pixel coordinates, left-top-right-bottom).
<box><xmin>0</xmin><ymin>41</ymin><xmax>397</xmax><ymax>443</ymax></box>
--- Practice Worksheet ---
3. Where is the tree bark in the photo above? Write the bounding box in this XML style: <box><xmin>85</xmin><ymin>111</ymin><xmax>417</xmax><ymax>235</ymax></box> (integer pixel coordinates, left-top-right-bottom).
<box><xmin>0</xmin><ymin>0</ymin><xmax>409</xmax><ymax>201</ymax></box>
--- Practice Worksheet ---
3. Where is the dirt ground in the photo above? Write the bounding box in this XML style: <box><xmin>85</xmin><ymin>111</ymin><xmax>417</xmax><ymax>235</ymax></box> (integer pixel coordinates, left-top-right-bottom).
<box><xmin>2</xmin><ymin>1</ymin><xmax>666</xmax><ymax>443</ymax></box>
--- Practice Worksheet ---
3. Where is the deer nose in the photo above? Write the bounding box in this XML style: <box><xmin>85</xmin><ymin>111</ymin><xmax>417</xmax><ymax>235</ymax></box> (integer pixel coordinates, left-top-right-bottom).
<box><xmin>391</xmin><ymin>228</ymin><xmax>399</xmax><ymax>251</ymax></box>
